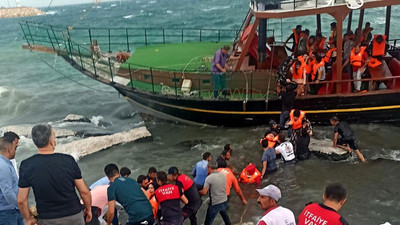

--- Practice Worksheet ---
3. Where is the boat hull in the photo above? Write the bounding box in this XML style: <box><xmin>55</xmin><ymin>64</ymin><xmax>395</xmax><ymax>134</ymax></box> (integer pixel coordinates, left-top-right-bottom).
<box><xmin>114</xmin><ymin>85</ymin><xmax>400</xmax><ymax>126</ymax></box>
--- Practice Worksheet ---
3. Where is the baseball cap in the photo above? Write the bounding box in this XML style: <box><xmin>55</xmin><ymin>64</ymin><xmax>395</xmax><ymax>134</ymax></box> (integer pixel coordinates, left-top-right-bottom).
<box><xmin>256</xmin><ymin>184</ymin><xmax>281</xmax><ymax>202</ymax></box>
<box><xmin>269</xmin><ymin>120</ymin><xmax>277</xmax><ymax>127</ymax></box>
<box><xmin>167</xmin><ymin>166</ymin><xmax>179</xmax><ymax>175</ymax></box>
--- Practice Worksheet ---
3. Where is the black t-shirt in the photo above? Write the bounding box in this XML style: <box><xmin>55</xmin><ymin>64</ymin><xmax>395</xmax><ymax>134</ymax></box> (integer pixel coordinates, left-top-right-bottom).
<box><xmin>281</xmin><ymin>91</ymin><xmax>296</xmax><ymax>112</ymax></box>
<box><xmin>18</xmin><ymin>153</ymin><xmax>82</xmax><ymax>219</ymax></box>
<box><xmin>334</xmin><ymin>122</ymin><xmax>355</xmax><ymax>140</ymax></box>
<box><xmin>176</xmin><ymin>180</ymin><xmax>201</xmax><ymax>210</ymax></box>
<box><xmin>216</xmin><ymin>156</ymin><xmax>227</xmax><ymax>168</ymax></box>
<box><xmin>146</xmin><ymin>175</ymin><xmax>159</xmax><ymax>190</ymax></box>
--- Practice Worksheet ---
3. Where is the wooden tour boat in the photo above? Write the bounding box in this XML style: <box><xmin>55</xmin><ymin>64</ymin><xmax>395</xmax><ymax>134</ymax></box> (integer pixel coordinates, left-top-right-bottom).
<box><xmin>20</xmin><ymin>0</ymin><xmax>400</xmax><ymax>126</ymax></box>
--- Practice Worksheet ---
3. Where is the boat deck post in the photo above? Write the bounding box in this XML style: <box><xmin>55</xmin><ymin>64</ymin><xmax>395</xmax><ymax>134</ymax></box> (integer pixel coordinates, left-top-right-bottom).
<box><xmin>258</xmin><ymin>19</ymin><xmax>267</xmax><ymax>63</ymax></box>
<box><xmin>358</xmin><ymin>8</ymin><xmax>364</xmax><ymax>31</ymax></box>
<box><xmin>347</xmin><ymin>10</ymin><xmax>352</xmax><ymax>33</ymax></box>
<box><xmin>316</xmin><ymin>14</ymin><xmax>321</xmax><ymax>34</ymax></box>
<box><xmin>385</xmin><ymin>6</ymin><xmax>391</xmax><ymax>38</ymax></box>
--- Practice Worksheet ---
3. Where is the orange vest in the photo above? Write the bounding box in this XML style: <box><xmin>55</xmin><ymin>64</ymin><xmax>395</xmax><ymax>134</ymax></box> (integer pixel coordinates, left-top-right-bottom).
<box><xmin>350</xmin><ymin>46</ymin><xmax>366</xmax><ymax>67</ymax></box>
<box><xmin>372</xmin><ymin>35</ymin><xmax>387</xmax><ymax>57</ymax></box>
<box><xmin>260</xmin><ymin>133</ymin><xmax>277</xmax><ymax>148</ymax></box>
<box><xmin>292</xmin><ymin>29</ymin><xmax>300</xmax><ymax>44</ymax></box>
<box><xmin>368</xmin><ymin>57</ymin><xmax>382</xmax><ymax>68</ymax></box>
<box><xmin>238</xmin><ymin>163</ymin><xmax>261</xmax><ymax>184</ymax></box>
<box><xmin>318</xmin><ymin>37</ymin><xmax>327</xmax><ymax>50</ymax></box>
<box><xmin>312</xmin><ymin>60</ymin><xmax>325</xmax><ymax>81</ymax></box>
<box><xmin>289</xmin><ymin>109</ymin><xmax>305</xmax><ymax>130</ymax></box>
<box><xmin>148</xmin><ymin>194</ymin><xmax>159</xmax><ymax>218</ymax></box>
<box><xmin>324</xmin><ymin>48</ymin><xmax>337</xmax><ymax>63</ymax></box>
<box><xmin>292</xmin><ymin>63</ymin><xmax>304</xmax><ymax>80</ymax></box>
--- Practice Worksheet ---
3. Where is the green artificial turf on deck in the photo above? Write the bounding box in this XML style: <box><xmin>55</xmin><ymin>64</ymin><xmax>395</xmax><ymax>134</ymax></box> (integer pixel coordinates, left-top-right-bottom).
<box><xmin>122</xmin><ymin>42</ymin><xmax>231</xmax><ymax>71</ymax></box>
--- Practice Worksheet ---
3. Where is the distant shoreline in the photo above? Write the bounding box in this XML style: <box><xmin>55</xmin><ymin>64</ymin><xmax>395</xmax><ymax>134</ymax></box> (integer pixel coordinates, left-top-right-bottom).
<box><xmin>0</xmin><ymin>7</ymin><xmax>45</xmax><ymax>18</ymax></box>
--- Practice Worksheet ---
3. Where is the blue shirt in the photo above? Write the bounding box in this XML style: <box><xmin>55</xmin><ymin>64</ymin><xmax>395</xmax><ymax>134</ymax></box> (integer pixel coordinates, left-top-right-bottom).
<box><xmin>89</xmin><ymin>176</ymin><xmax>110</xmax><ymax>190</ymax></box>
<box><xmin>261</xmin><ymin>148</ymin><xmax>277</xmax><ymax>172</ymax></box>
<box><xmin>192</xmin><ymin>160</ymin><xmax>208</xmax><ymax>186</ymax></box>
<box><xmin>0</xmin><ymin>155</ymin><xmax>19</xmax><ymax>211</ymax></box>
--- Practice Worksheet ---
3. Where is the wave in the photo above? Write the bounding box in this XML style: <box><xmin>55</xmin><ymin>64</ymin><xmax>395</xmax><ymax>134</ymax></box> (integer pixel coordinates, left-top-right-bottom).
<box><xmin>149</xmin><ymin>0</ymin><xmax>157</xmax><ymax>4</ymax></box>
<box><xmin>45</xmin><ymin>10</ymin><xmax>58</xmax><ymax>15</ymax></box>
<box><xmin>123</xmin><ymin>15</ymin><xmax>135</xmax><ymax>19</ymax></box>
<box><xmin>166</xmin><ymin>10</ymin><xmax>173</xmax><ymax>14</ymax></box>
<box><xmin>201</xmin><ymin>6</ymin><xmax>230</xmax><ymax>12</ymax></box>
<box><xmin>110</xmin><ymin>4</ymin><xmax>117</xmax><ymax>7</ymax></box>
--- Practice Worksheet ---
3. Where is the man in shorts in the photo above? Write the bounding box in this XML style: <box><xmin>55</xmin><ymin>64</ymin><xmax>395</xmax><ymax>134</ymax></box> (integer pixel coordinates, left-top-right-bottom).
<box><xmin>330</xmin><ymin>116</ymin><xmax>365</xmax><ymax>162</ymax></box>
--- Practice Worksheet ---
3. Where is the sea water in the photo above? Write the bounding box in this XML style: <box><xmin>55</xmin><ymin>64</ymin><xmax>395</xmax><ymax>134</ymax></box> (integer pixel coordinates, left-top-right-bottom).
<box><xmin>0</xmin><ymin>0</ymin><xmax>400</xmax><ymax>224</ymax></box>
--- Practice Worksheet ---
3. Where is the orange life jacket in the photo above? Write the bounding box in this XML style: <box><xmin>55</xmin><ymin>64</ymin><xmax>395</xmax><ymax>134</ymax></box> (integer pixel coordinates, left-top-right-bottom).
<box><xmin>312</xmin><ymin>60</ymin><xmax>325</xmax><ymax>81</ymax></box>
<box><xmin>148</xmin><ymin>194</ymin><xmax>159</xmax><ymax>218</ymax></box>
<box><xmin>238</xmin><ymin>163</ymin><xmax>261</xmax><ymax>184</ymax></box>
<box><xmin>372</xmin><ymin>35</ymin><xmax>387</xmax><ymax>57</ymax></box>
<box><xmin>292</xmin><ymin>29</ymin><xmax>300</xmax><ymax>45</ymax></box>
<box><xmin>368</xmin><ymin>57</ymin><xmax>382</xmax><ymax>68</ymax></box>
<box><xmin>260</xmin><ymin>133</ymin><xmax>278</xmax><ymax>148</ymax></box>
<box><xmin>318</xmin><ymin>37</ymin><xmax>327</xmax><ymax>50</ymax></box>
<box><xmin>289</xmin><ymin>109</ymin><xmax>305</xmax><ymax>130</ymax></box>
<box><xmin>291</xmin><ymin>63</ymin><xmax>304</xmax><ymax>80</ymax></box>
<box><xmin>324</xmin><ymin>48</ymin><xmax>337</xmax><ymax>63</ymax></box>
<box><xmin>350</xmin><ymin>46</ymin><xmax>366</xmax><ymax>67</ymax></box>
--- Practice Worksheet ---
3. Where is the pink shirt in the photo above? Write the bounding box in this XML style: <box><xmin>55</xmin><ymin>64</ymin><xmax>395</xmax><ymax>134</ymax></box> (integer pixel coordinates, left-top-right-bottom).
<box><xmin>90</xmin><ymin>185</ymin><xmax>109</xmax><ymax>211</ymax></box>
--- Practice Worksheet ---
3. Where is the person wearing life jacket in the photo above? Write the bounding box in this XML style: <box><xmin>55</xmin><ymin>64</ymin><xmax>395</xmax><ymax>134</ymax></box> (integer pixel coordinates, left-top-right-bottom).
<box><xmin>260</xmin><ymin>133</ymin><xmax>278</xmax><ymax>149</ymax></box>
<box><xmin>328</xmin><ymin>22</ymin><xmax>337</xmax><ymax>44</ymax></box>
<box><xmin>286</xmin><ymin>109</ymin><xmax>305</xmax><ymax>131</ymax></box>
<box><xmin>167</xmin><ymin>167</ymin><xmax>201</xmax><ymax>225</ymax></box>
<box><xmin>238</xmin><ymin>163</ymin><xmax>262</xmax><ymax>184</ymax></box>
<box><xmin>286</xmin><ymin>109</ymin><xmax>313</xmax><ymax>158</ymax></box>
<box><xmin>297</xmin><ymin>29</ymin><xmax>310</xmax><ymax>56</ymax></box>
<box><xmin>348</xmin><ymin>44</ymin><xmax>369</xmax><ymax>92</ymax></box>
<box><xmin>298</xmin><ymin>183</ymin><xmax>349</xmax><ymax>225</ymax></box>
<box><xmin>290</xmin><ymin>60</ymin><xmax>306</xmax><ymax>96</ymax></box>
<box><xmin>256</xmin><ymin>185</ymin><xmax>296</xmax><ymax>225</ymax></box>
<box><xmin>361</xmin><ymin>22</ymin><xmax>374</xmax><ymax>46</ymax></box>
<box><xmin>264</xmin><ymin>120</ymin><xmax>281</xmax><ymax>137</ymax></box>
<box><xmin>324</xmin><ymin>42</ymin><xmax>337</xmax><ymax>64</ymax></box>
<box><xmin>315</xmin><ymin>33</ymin><xmax>327</xmax><ymax>53</ymax></box>
<box><xmin>367</xmin><ymin>35</ymin><xmax>387</xmax><ymax>68</ymax></box>
<box><xmin>307</xmin><ymin>35</ymin><xmax>317</xmax><ymax>54</ymax></box>
<box><xmin>284</xmin><ymin>25</ymin><xmax>302</xmax><ymax>53</ymax></box>
<box><xmin>310</xmin><ymin>55</ymin><xmax>326</xmax><ymax>94</ymax></box>
<box><xmin>146</xmin><ymin>183</ymin><xmax>159</xmax><ymax>220</ymax></box>
<box><xmin>217</xmin><ymin>166</ymin><xmax>247</xmax><ymax>204</ymax></box>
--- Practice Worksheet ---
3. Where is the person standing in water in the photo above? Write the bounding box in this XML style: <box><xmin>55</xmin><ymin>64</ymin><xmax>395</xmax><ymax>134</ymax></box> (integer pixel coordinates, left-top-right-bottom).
<box><xmin>330</xmin><ymin>116</ymin><xmax>365</xmax><ymax>162</ymax></box>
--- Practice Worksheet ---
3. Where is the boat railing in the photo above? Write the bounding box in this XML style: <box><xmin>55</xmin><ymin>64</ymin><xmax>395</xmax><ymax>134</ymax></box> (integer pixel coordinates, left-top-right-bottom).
<box><xmin>251</xmin><ymin>0</ymin><xmax>350</xmax><ymax>12</ymax></box>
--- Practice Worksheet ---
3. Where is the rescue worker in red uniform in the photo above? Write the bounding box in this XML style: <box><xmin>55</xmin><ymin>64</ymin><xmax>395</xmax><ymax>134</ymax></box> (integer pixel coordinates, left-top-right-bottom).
<box><xmin>155</xmin><ymin>171</ymin><xmax>188</xmax><ymax>225</ymax></box>
<box><xmin>167</xmin><ymin>167</ymin><xmax>202</xmax><ymax>225</ymax></box>
<box><xmin>298</xmin><ymin>183</ymin><xmax>349</xmax><ymax>225</ymax></box>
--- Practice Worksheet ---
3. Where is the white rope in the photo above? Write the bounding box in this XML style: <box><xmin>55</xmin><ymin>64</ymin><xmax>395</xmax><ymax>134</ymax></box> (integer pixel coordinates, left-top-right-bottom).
<box><xmin>239</xmin><ymin>204</ymin><xmax>249</xmax><ymax>225</ymax></box>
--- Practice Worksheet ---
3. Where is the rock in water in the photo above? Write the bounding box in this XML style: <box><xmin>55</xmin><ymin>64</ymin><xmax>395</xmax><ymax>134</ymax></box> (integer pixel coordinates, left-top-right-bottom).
<box><xmin>0</xmin><ymin>7</ymin><xmax>45</xmax><ymax>18</ymax></box>
<box><xmin>63</xmin><ymin>114</ymin><xmax>91</xmax><ymax>123</ymax></box>
<box><xmin>55</xmin><ymin>126</ymin><xmax>151</xmax><ymax>160</ymax></box>
<box><xmin>1</xmin><ymin>125</ymin><xmax>76</xmax><ymax>138</ymax></box>
<box><xmin>309</xmin><ymin>138</ymin><xmax>350</xmax><ymax>161</ymax></box>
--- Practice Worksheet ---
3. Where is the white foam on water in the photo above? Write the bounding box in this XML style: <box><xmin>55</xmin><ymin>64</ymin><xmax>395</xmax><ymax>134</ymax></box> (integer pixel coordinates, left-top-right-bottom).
<box><xmin>166</xmin><ymin>10</ymin><xmax>173</xmax><ymax>14</ymax></box>
<box><xmin>110</xmin><ymin>4</ymin><xmax>117</xmax><ymax>7</ymax></box>
<box><xmin>93</xmin><ymin>5</ymin><xmax>102</xmax><ymax>9</ymax></box>
<box><xmin>123</xmin><ymin>15</ymin><xmax>135</xmax><ymax>19</ymax></box>
<box><xmin>0</xmin><ymin>86</ymin><xmax>10</xmax><ymax>97</ymax></box>
<box><xmin>140</xmin><ymin>10</ymin><xmax>144</xmax><ymax>13</ymax></box>
<box><xmin>201</xmin><ymin>6</ymin><xmax>230</xmax><ymax>12</ymax></box>
<box><xmin>90</xmin><ymin>116</ymin><xmax>104</xmax><ymax>126</ymax></box>
<box><xmin>309</xmin><ymin>138</ymin><xmax>348</xmax><ymax>155</ymax></box>
<box><xmin>45</xmin><ymin>10</ymin><xmax>58</xmax><ymax>15</ymax></box>
<box><xmin>148</xmin><ymin>13</ymin><xmax>153</xmax><ymax>16</ymax></box>
<box><xmin>149</xmin><ymin>0</ymin><xmax>157</xmax><ymax>4</ymax></box>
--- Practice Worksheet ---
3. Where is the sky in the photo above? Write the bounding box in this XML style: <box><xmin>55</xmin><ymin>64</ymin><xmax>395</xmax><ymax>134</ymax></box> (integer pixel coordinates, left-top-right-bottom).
<box><xmin>7</xmin><ymin>0</ymin><xmax>115</xmax><ymax>8</ymax></box>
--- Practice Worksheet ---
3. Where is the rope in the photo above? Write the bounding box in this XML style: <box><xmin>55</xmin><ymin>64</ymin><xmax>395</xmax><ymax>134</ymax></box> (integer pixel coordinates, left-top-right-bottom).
<box><xmin>239</xmin><ymin>203</ymin><xmax>249</xmax><ymax>224</ymax></box>
<box><xmin>29</xmin><ymin>49</ymin><xmax>115</xmax><ymax>94</ymax></box>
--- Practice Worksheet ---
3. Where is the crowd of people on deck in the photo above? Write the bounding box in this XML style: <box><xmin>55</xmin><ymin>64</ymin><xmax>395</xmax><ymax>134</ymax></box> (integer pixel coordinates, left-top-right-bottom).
<box><xmin>280</xmin><ymin>21</ymin><xmax>388</xmax><ymax>95</ymax></box>
<box><xmin>0</xmin><ymin>118</ymin><xmax>364</xmax><ymax>225</ymax></box>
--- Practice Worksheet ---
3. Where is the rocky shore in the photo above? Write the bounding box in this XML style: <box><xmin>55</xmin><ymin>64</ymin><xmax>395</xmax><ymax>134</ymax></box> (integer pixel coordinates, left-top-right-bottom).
<box><xmin>0</xmin><ymin>7</ymin><xmax>45</xmax><ymax>18</ymax></box>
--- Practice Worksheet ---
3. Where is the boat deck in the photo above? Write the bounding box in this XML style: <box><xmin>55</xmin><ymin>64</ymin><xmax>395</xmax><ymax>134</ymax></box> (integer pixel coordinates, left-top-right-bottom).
<box><xmin>122</xmin><ymin>42</ymin><xmax>230</xmax><ymax>72</ymax></box>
